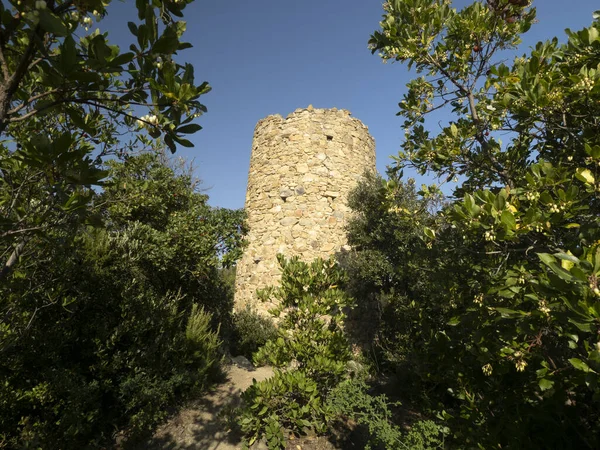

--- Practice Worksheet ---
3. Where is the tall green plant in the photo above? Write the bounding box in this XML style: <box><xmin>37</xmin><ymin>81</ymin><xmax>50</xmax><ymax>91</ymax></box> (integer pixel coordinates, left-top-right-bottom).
<box><xmin>0</xmin><ymin>0</ymin><xmax>209</xmax><ymax>280</ymax></box>
<box><xmin>369</xmin><ymin>0</ymin><xmax>600</xmax><ymax>447</ymax></box>
<box><xmin>0</xmin><ymin>152</ymin><xmax>244</xmax><ymax>447</ymax></box>
<box><xmin>254</xmin><ymin>255</ymin><xmax>353</xmax><ymax>385</ymax></box>
<box><xmin>239</xmin><ymin>256</ymin><xmax>353</xmax><ymax>449</ymax></box>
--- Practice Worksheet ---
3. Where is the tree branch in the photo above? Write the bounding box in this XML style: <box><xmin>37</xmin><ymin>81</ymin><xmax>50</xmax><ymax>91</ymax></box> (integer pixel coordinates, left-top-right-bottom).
<box><xmin>0</xmin><ymin>39</ymin><xmax>11</xmax><ymax>80</ymax></box>
<box><xmin>7</xmin><ymin>88</ymin><xmax>61</xmax><ymax>115</ymax></box>
<box><xmin>0</xmin><ymin>24</ymin><xmax>43</xmax><ymax>132</ymax></box>
<box><xmin>0</xmin><ymin>226</ymin><xmax>48</xmax><ymax>239</ymax></box>
<box><xmin>0</xmin><ymin>240</ymin><xmax>26</xmax><ymax>281</ymax></box>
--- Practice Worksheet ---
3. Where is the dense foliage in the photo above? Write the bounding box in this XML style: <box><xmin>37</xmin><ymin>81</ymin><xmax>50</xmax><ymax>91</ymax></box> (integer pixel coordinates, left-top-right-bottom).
<box><xmin>238</xmin><ymin>256</ymin><xmax>442</xmax><ymax>449</ymax></box>
<box><xmin>4</xmin><ymin>0</ymin><xmax>600</xmax><ymax>448</ymax></box>
<box><xmin>229</xmin><ymin>305</ymin><xmax>278</xmax><ymax>360</ymax></box>
<box><xmin>344</xmin><ymin>172</ymin><xmax>450</xmax><ymax>378</ymax></box>
<box><xmin>0</xmin><ymin>152</ymin><xmax>244</xmax><ymax>447</ymax></box>
<box><xmin>328</xmin><ymin>379</ymin><xmax>444</xmax><ymax>450</ymax></box>
<box><xmin>0</xmin><ymin>0</ymin><xmax>209</xmax><ymax>282</ymax></box>
<box><xmin>0</xmin><ymin>1</ymin><xmax>243</xmax><ymax>446</ymax></box>
<box><xmin>238</xmin><ymin>256</ymin><xmax>353</xmax><ymax>449</ymax></box>
<box><xmin>351</xmin><ymin>0</ymin><xmax>600</xmax><ymax>447</ymax></box>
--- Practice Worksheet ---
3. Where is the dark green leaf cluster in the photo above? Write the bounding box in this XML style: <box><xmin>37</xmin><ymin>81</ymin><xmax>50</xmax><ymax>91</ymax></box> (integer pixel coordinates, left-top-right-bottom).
<box><xmin>362</xmin><ymin>1</ymin><xmax>600</xmax><ymax>448</ymax></box>
<box><xmin>229</xmin><ymin>305</ymin><xmax>278</xmax><ymax>360</ymax></box>
<box><xmin>238</xmin><ymin>256</ymin><xmax>354</xmax><ymax>449</ymax></box>
<box><xmin>0</xmin><ymin>0</ymin><xmax>210</xmax><ymax>283</ymax></box>
<box><xmin>240</xmin><ymin>369</ymin><xmax>324</xmax><ymax>450</ymax></box>
<box><xmin>0</xmin><ymin>152</ymin><xmax>245</xmax><ymax>447</ymax></box>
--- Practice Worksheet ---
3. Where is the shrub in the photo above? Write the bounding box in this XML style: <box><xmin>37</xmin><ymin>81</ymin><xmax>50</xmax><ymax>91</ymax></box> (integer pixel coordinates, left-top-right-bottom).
<box><xmin>0</xmin><ymin>153</ymin><xmax>244</xmax><ymax>448</ymax></box>
<box><xmin>365</xmin><ymin>1</ymin><xmax>600</xmax><ymax>447</ymax></box>
<box><xmin>239</xmin><ymin>369</ymin><xmax>327</xmax><ymax>449</ymax></box>
<box><xmin>238</xmin><ymin>255</ymin><xmax>353</xmax><ymax>449</ymax></box>
<box><xmin>253</xmin><ymin>256</ymin><xmax>353</xmax><ymax>388</ymax></box>
<box><xmin>328</xmin><ymin>379</ymin><xmax>444</xmax><ymax>450</ymax></box>
<box><xmin>230</xmin><ymin>306</ymin><xmax>277</xmax><ymax>360</ymax></box>
<box><xmin>328</xmin><ymin>379</ymin><xmax>403</xmax><ymax>450</ymax></box>
<box><xmin>185</xmin><ymin>304</ymin><xmax>223</xmax><ymax>385</ymax></box>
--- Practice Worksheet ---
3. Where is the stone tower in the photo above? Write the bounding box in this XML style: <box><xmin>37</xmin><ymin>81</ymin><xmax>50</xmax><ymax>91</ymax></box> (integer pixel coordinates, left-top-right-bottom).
<box><xmin>234</xmin><ymin>106</ymin><xmax>376</xmax><ymax>313</ymax></box>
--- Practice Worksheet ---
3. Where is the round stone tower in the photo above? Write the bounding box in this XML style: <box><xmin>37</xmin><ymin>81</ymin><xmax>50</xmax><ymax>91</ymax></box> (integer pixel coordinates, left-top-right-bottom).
<box><xmin>234</xmin><ymin>106</ymin><xmax>376</xmax><ymax>313</ymax></box>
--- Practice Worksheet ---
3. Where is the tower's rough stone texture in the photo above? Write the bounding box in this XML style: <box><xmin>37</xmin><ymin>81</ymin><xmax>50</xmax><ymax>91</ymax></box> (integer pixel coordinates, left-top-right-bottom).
<box><xmin>234</xmin><ymin>106</ymin><xmax>376</xmax><ymax>313</ymax></box>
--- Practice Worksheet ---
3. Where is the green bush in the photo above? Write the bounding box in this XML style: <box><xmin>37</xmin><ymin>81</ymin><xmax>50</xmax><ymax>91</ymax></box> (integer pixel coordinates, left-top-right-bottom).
<box><xmin>230</xmin><ymin>306</ymin><xmax>277</xmax><ymax>360</ymax></box>
<box><xmin>328</xmin><ymin>379</ymin><xmax>444</xmax><ymax>450</ymax></box>
<box><xmin>185</xmin><ymin>304</ymin><xmax>223</xmax><ymax>384</ymax></box>
<box><xmin>363</xmin><ymin>1</ymin><xmax>600</xmax><ymax>447</ymax></box>
<box><xmin>236</xmin><ymin>253</ymin><xmax>445</xmax><ymax>449</ymax></box>
<box><xmin>0</xmin><ymin>153</ymin><xmax>244</xmax><ymax>448</ymax></box>
<box><xmin>253</xmin><ymin>256</ymin><xmax>353</xmax><ymax>387</ymax></box>
<box><xmin>344</xmin><ymin>172</ymin><xmax>443</xmax><ymax>380</ymax></box>
<box><xmin>239</xmin><ymin>369</ymin><xmax>327</xmax><ymax>449</ymax></box>
<box><xmin>328</xmin><ymin>379</ymin><xmax>402</xmax><ymax>450</ymax></box>
<box><xmin>238</xmin><ymin>255</ymin><xmax>353</xmax><ymax>449</ymax></box>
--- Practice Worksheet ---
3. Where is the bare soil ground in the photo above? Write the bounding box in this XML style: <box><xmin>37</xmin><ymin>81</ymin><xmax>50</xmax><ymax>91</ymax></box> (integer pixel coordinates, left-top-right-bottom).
<box><xmin>138</xmin><ymin>361</ymin><xmax>366</xmax><ymax>450</ymax></box>
<box><xmin>142</xmin><ymin>363</ymin><xmax>273</xmax><ymax>450</ymax></box>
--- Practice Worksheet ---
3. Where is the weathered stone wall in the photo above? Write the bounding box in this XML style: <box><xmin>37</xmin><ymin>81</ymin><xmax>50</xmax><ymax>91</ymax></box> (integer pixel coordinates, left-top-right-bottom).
<box><xmin>234</xmin><ymin>106</ymin><xmax>376</xmax><ymax>313</ymax></box>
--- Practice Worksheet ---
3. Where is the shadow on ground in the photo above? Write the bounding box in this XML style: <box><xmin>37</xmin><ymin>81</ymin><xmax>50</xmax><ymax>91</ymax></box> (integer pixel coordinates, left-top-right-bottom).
<box><xmin>137</xmin><ymin>364</ymin><xmax>272</xmax><ymax>450</ymax></box>
<box><xmin>132</xmin><ymin>361</ymin><xmax>368</xmax><ymax>450</ymax></box>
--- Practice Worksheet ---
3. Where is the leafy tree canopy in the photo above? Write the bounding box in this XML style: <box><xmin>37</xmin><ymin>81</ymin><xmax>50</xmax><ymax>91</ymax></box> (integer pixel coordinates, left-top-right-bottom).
<box><xmin>0</xmin><ymin>0</ymin><xmax>209</xmax><ymax>279</ymax></box>
<box><xmin>365</xmin><ymin>0</ymin><xmax>600</xmax><ymax>446</ymax></box>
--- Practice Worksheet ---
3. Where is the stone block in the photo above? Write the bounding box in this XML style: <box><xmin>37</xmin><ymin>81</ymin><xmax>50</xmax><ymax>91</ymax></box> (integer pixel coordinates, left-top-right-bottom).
<box><xmin>280</xmin><ymin>217</ymin><xmax>298</xmax><ymax>226</ymax></box>
<box><xmin>280</xmin><ymin>189</ymin><xmax>294</xmax><ymax>199</ymax></box>
<box><xmin>296</xmin><ymin>163</ymin><xmax>309</xmax><ymax>173</ymax></box>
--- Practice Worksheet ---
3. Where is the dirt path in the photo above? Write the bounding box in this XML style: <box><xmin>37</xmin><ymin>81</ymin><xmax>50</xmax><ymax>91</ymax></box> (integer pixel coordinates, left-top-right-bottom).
<box><xmin>144</xmin><ymin>361</ymin><xmax>273</xmax><ymax>450</ymax></box>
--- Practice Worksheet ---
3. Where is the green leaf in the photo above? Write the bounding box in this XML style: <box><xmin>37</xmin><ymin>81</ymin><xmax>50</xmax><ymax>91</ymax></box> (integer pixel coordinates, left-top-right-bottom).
<box><xmin>594</xmin><ymin>247</ymin><xmax>600</xmax><ymax>274</ymax></box>
<box><xmin>501</xmin><ymin>210</ymin><xmax>516</xmax><ymax>230</ymax></box>
<box><xmin>538</xmin><ymin>378</ymin><xmax>554</xmax><ymax>391</ymax></box>
<box><xmin>464</xmin><ymin>193</ymin><xmax>477</xmax><ymax>215</ymax></box>
<box><xmin>494</xmin><ymin>307</ymin><xmax>526</xmax><ymax>318</ymax></box>
<box><xmin>588</xmin><ymin>26</ymin><xmax>599</xmax><ymax>44</ymax></box>
<box><xmin>39</xmin><ymin>9</ymin><xmax>68</xmax><ymax>36</ymax></box>
<box><xmin>575</xmin><ymin>168</ymin><xmax>595</xmax><ymax>185</ymax></box>
<box><xmin>450</xmin><ymin>123</ymin><xmax>458</xmax><ymax>137</ymax></box>
<box><xmin>538</xmin><ymin>253</ymin><xmax>556</xmax><ymax>266</ymax></box>
<box><xmin>569</xmin><ymin>358</ymin><xmax>595</xmax><ymax>373</ymax></box>
<box><xmin>164</xmin><ymin>134</ymin><xmax>176</xmax><ymax>153</ymax></box>
<box><xmin>555</xmin><ymin>252</ymin><xmax>579</xmax><ymax>263</ymax></box>
<box><xmin>173</xmin><ymin>136</ymin><xmax>194</xmax><ymax>148</ymax></box>
<box><xmin>545</xmin><ymin>261</ymin><xmax>575</xmax><ymax>282</ymax></box>
<box><xmin>128</xmin><ymin>21</ymin><xmax>138</xmax><ymax>36</ymax></box>
<box><xmin>153</xmin><ymin>26</ymin><xmax>179</xmax><ymax>54</ymax></box>
<box><xmin>299</xmin><ymin>419</ymin><xmax>312</xmax><ymax>428</ymax></box>
<box><xmin>568</xmin><ymin>319</ymin><xmax>593</xmax><ymax>333</ymax></box>
<box><xmin>447</xmin><ymin>317</ymin><xmax>460</xmax><ymax>326</ymax></box>
<box><xmin>423</xmin><ymin>227</ymin><xmax>436</xmax><ymax>239</ymax></box>
<box><xmin>110</xmin><ymin>52</ymin><xmax>135</xmax><ymax>67</ymax></box>
<box><xmin>177</xmin><ymin>124</ymin><xmax>202</xmax><ymax>134</ymax></box>
<box><xmin>584</xmin><ymin>143</ymin><xmax>600</xmax><ymax>159</ymax></box>
<box><xmin>60</xmin><ymin>36</ymin><xmax>77</xmax><ymax>70</ymax></box>
<box><xmin>540</xmin><ymin>192</ymin><xmax>553</xmax><ymax>205</ymax></box>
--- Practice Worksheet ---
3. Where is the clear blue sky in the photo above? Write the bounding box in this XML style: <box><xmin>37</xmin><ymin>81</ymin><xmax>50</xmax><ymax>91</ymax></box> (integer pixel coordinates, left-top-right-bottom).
<box><xmin>104</xmin><ymin>0</ymin><xmax>599</xmax><ymax>209</ymax></box>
